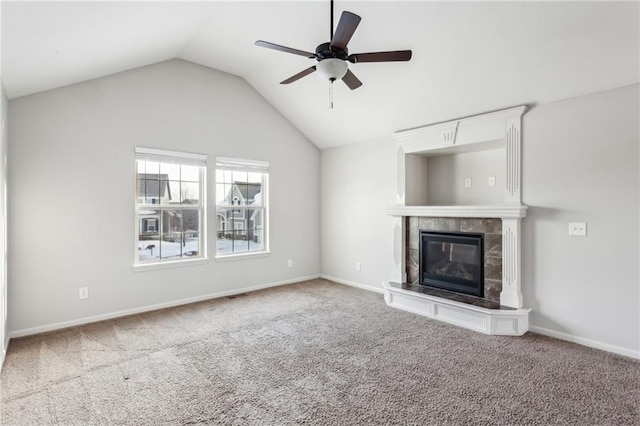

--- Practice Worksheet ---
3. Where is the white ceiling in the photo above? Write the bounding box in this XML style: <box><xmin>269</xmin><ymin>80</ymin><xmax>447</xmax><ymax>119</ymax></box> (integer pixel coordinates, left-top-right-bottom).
<box><xmin>2</xmin><ymin>1</ymin><xmax>639</xmax><ymax>149</ymax></box>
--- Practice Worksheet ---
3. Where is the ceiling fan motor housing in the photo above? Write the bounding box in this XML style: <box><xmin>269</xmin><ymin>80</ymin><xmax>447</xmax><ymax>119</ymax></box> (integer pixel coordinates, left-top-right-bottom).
<box><xmin>315</xmin><ymin>42</ymin><xmax>349</xmax><ymax>60</ymax></box>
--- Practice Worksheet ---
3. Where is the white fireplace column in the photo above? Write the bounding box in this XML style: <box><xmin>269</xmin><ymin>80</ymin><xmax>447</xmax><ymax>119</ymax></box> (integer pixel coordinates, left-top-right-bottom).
<box><xmin>390</xmin><ymin>214</ymin><xmax>406</xmax><ymax>284</ymax></box>
<box><xmin>501</xmin><ymin>218</ymin><xmax>523</xmax><ymax>308</ymax></box>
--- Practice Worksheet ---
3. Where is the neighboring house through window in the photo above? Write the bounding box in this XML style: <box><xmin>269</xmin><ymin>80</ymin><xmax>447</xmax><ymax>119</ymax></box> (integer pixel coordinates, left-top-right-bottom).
<box><xmin>135</xmin><ymin>147</ymin><xmax>206</xmax><ymax>265</ymax></box>
<box><xmin>216</xmin><ymin>157</ymin><xmax>268</xmax><ymax>257</ymax></box>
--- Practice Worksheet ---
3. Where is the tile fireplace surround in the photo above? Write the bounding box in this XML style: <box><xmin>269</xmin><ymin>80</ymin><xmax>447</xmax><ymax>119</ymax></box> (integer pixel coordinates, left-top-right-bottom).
<box><xmin>384</xmin><ymin>106</ymin><xmax>531</xmax><ymax>336</ymax></box>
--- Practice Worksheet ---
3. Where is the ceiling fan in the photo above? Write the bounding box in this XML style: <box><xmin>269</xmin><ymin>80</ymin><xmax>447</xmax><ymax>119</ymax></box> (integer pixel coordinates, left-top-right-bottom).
<box><xmin>255</xmin><ymin>0</ymin><xmax>412</xmax><ymax>93</ymax></box>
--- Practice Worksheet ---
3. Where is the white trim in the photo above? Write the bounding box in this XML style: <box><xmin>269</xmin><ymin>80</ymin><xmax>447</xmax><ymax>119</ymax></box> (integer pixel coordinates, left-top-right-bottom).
<box><xmin>529</xmin><ymin>326</ymin><xmax>640</xmax><ymax>360</ymax></box>
<box><xmin>135</xmin><ymin>146</ymin><xmax>207</xmax><ymax>163</ymax></box>
<box><xmin>216</xmin><ymin>156</ymin><xmax>269</xmax><ymax>171</ymax></box>
<box><xmin>215</xmin><ymin>251</ymin><xmax>270</xmax><ymax>262</ymax></box>
<box><xmin>319</xmin><ymin>275</ymin><xmax>386</xmax><ymax>294</ymax></box>
<box><xmin>394</xmin><ymin>105</ymin><xmax>528</xmax><ymax>142</ymax></box>
<box><xmin>385</xmin><ymin>205</ymin><xmax>527</xmax><ymax>219</ymax></box>
<box><xmin>133</xmin><ymin>257</ymin><xmax>209</xmax><ymax>272</ymax></box>
<box><xmin>0</xmin><ymin>339</ymin><xmax>6</xmax><ymax>373</ymax></box>
<box><xmin>8</xmin><ymin>275</ymin><xmax>321</xmax><ymax>339</ymax></box>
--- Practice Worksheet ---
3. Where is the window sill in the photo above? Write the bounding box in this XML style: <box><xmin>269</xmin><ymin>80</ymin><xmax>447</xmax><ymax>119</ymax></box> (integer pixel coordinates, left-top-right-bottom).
<box><xmin>133</xmin><ymin>257</ymin><xmax>209</xmax><ymax>272</ymax></box>
<box><xmin>215</xmin><ymin>251</ymin><xmax>270</xmax><ymax>262</ymax></box>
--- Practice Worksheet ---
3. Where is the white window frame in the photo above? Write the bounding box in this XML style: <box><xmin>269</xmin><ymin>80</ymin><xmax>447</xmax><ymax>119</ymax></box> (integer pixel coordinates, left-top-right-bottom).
<box><xmin>215</xmin><ymin>157</ymin><xmax>269</xmax><ymax>259</ymax></box>
<box><xmin>134</xmin><ymin>147</ymin><xmax>207</xmax><ymax>269</ymax></box>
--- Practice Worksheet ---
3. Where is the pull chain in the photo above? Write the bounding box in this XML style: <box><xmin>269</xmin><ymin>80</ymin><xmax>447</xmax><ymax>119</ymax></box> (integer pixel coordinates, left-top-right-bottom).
<box><xmin>329</xmin><ymin>79</ymin><xmax>335</xmax><ymax>109</ymax></box>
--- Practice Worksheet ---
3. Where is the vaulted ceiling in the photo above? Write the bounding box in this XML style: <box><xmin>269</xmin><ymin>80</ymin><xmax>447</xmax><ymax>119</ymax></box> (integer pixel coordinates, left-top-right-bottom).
<box><xmin>2</xmin><ymin>1</ymin><xmax>638</xmax><ymax>149</ymax></box>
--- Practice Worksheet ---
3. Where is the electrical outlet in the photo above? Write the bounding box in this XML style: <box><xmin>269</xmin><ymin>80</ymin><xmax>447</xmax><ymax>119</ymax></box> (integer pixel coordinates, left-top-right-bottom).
<box><xmin>568</xmin><ymin>222</ymin><xmax>587</xmax><ymax>236</ymax></box>
<box><xmin>464</xmin><ymin>177</ymin><xmax>472</xmax><ymax>188</ymax></box>
<box><xmin>79</xmin><ymin>287</ymin><xmax>89</xmax><ymax>299</ymax></box>
<box><xmin>488</xmin><ymin>176</ymin><xmax>496</xmax><ymax>187</ymax></box>
<box><xmin>287</xmin><ymin>259</ymin><xmax>293</xmax><ymax>267</ymax></box>
<box><xmin>355</xmin><ymin>262</ymin><xmax>361</xmax><ymax>271</ymax></box>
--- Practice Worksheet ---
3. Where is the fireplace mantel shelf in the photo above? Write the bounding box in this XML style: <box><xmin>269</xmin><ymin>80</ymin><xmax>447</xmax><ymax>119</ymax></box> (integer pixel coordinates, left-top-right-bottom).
<box><xmin>385</xmin><ymin>204</ymin><xmax>527</xmax><ymax>219</ymax></box>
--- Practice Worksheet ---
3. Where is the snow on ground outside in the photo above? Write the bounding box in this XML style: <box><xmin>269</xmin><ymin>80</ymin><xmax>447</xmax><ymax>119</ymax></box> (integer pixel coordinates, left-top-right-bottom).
<box><xmin>138</xmin><ymin>237</ymin><xmax>263</xmax><ymax>261</ymax></box>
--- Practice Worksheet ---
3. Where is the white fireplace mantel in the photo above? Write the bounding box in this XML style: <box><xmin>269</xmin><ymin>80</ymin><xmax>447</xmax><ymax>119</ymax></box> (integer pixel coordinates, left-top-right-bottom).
<box><xmin>385</xmin><ymin>205</ymin><xmax>527</xmax><ymax>219</ymax></box>
<box><xmin>385</xmin><ymin>106</ymin><xmax>529</xmax><ymax>335</ymax></box>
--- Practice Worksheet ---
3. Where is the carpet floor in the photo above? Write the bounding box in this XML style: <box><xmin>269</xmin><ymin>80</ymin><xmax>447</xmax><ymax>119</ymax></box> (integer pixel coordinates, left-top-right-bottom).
<box><xmin>1</xmin><ymin>279</ymin><xmax>638</xmax><ymax>425</ymax></box>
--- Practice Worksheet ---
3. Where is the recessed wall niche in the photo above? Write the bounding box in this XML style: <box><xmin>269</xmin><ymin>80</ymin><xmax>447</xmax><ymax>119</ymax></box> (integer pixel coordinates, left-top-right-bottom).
<box><xmin>423</xmin><ymin>147</ymin><xmax>506</xmax><ymax>206</ymax></box>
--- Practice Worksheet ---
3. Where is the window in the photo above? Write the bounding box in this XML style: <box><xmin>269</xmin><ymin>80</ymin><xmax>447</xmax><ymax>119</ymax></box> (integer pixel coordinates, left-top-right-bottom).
<box><xmin>216</xmin><ymin>157</ymin><xmax>268</xmax><ymax>257</ymax></box>
<box><xmin>135</xmin><ymin>147</ymin><xmax>206</xmax><ymax>265</ymax></box>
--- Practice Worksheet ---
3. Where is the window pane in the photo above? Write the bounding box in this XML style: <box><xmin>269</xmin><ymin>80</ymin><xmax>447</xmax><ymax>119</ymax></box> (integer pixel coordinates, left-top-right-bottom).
<box><xmin>215</xmin><ymin>157</ymin><xmax>268</xmax><ymax>257</ymax></box>
<box><xmin>215</xmin><ymin>207</ymin><xmax>264</xmax><ymax>255</ymax></box>
<box><xmin>160</xmin><ymin>236</ymin><xmax>183</xmax><ymax>260</ymax></box>
<box><xmin>181</xmin><ymin>182</ymin><xmax>199</xmax><ymax>204</ymax></box>
<box><xmin>138</xmin><ymin>238</ymin><xmax>160</xmax><ymax>262</ymax></box>
<box><xmin>247</xmin><ymin>208</ymin><xmax>264</xmax><ymax>251</ymax></box>
<box><xmin>138</xmin><ymin>208</ymin><xmax>160</xmax><ymax>262</ymax></box>
<box><xmin>166</xmin><ymin>180</ymin><xmax>179</xmax><ymax>205</ymax></box>
<box><xmin>217</xmin><ymin>231</ymin><xmax>232</xmax><ymax>255</ymax></box>
<box><xmin>247</xmin><ymin>172</ymin><xmax>262</xmax><ymax>183</ymax></box>
<box><xmin>248</xmin><ymin>184</ymin><xmax>262</xmax><ymax>205</ymax></box>
<box><xmin>136</xmin><ymin>149</ymin><xmax>206</xmax><ymax>265</ymax></box>
<box><xmin>138</xmin><ymin>178</ymin><xmax>161</xmax><ymax>205</ymax></box>
<box><xmin>181</xmin><ymin>165</ymin><xmax>200</xmax><ymax>182</ymax></box>
<box><xmin>183</xmin><ymin>232</ymin><xmax>200</xmax><ymax>256</ymax></box>
<box><xmin>217</xmin><ymin>184</ymin><xmax>233</xmax><ymax>206</ymax></box>
<box><xmin>163</xmin><ymin>210</ymin><xmax>182</xmax><ymax>234</ymax></box>
<box><xmin>232</xmin><ymin>170</ymin><xmax>247</xmax><ymax>185</ymax></box>
<box><xmin>136</xmin><ymin>159</ymin><xmax>146</xmax><ymax>175</ymax></box>
<box><xmin>216</xmin><ymin>183</ymin><xmax>226</xmax><ymax>205</ymax></box>
<box><xmin>144</xmin><ymin>161</ymin><xmax>160</xmax><ymax>175</ymax></box>
<box><xmin>232</xmin><ymin>230</ymin><xmax>250</xmax><ymax>253</ymax></box>
<box><xmin>160</xmin><ymin>162</ymin><xmax>180</xmax><ymax>180</ymax></box>
<box><xmin>160</xmin><ymin>209</ymin><xmax>184</xmax><ymax>259</ymax></box>
<box><xmin>182</xmin><ymin>209</ymin><xmax>200</xmax><ymax>233</ymax></box>
<box><xmin>236</xmin><ymin>183</ymin><xmax>248</xmax><ymax>206</ymax></box>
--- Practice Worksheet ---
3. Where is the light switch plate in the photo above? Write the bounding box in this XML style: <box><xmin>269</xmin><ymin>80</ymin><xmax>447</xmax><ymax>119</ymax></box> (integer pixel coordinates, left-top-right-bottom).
<box><xmin>568</xmin><ymin>222</ymin><xmax>587</xmax><ymax>236</ymax></box>
<box><xmin>488</xmin><ymin>176</ymin><xmax>496</xmax><ymax>187</ymax></box>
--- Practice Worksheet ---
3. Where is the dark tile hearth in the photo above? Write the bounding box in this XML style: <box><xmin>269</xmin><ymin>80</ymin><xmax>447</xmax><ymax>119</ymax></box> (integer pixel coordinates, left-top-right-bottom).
<box><xmin>391</xmin><ymin>282</ymin><xmax>515</xmax><ymax>311</ymax></box>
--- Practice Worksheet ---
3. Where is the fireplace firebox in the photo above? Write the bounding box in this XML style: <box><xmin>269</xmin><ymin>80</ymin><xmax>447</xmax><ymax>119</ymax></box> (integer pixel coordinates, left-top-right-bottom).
<box><xmin>419</xmin><ymin>231</ymin><xmax>484</xmax><ymax>297</ymax></box>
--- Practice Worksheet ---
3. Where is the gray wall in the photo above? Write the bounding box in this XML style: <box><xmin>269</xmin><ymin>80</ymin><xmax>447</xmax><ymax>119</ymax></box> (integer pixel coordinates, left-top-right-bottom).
<box><xmin>320</xmin><ymin>84</ymin><xmax>639</xmax><ymax>356</ymax></box>
<box><xmin>8</xmin><ymin>59</ymin><xmax>320</xmax><ymax>334</ymax></box>
<box><xmin>522</xmin><ymin>84</ymin><xmax>639</xmax><ymax>353</ymax></box>
<box><xmin>320</xmin><ymin>137</ymin><xmax>396</xmax><ymax>287</ymax></box>
<box><xmin>1</xmin><ymin>84</ymin><xmax>7</xmax><ymax>359</ymax></box>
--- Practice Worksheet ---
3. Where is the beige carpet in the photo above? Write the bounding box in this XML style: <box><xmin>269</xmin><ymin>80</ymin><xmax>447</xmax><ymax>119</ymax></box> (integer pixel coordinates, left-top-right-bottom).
<box><xmin>1</xmin><ymin>279</ymin><xmax>638</xmax><ymax>425</ymax></box>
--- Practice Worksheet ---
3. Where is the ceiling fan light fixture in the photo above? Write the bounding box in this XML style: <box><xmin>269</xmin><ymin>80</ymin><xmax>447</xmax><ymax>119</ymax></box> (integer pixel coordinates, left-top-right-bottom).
<box><xmin>316</xmin><ymin>58</ymin><xmax>348</xmax><ymax>81</ymax></box>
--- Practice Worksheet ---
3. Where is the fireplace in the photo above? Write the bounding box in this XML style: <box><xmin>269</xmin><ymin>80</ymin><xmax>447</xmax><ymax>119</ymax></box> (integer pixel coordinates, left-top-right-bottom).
<box><xmin>419</xmin><ymin>231</ymin><xmax>484</xmax><ymax>297</ymax></box>
<box><xmin>383</xmin><ymin>106</ymin><xmax>530</xmax><ymax>335</ymax></box>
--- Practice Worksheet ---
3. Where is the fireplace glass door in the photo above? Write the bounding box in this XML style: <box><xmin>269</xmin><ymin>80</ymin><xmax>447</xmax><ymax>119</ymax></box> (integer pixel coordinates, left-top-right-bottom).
<box><xmin>419</xmin><ymin>231</ymin><xmax>484</xmax><ymax>297</ymax></box>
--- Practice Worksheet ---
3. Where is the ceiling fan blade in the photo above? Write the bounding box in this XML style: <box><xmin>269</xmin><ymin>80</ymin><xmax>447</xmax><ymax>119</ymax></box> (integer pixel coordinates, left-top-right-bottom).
<box><xmin>330</xmin><ymin>11</ymin><xmax>361</xmax><ymax>51</ymax></box>
<box><xmin>348</xmin><ymin>50</ymin><xmax>412</xmax><ymax>63</ymax></box>
<box><xmin>280</xmin><ymin>66</ymin><xmax>317</xmax><ymax>84</ymax></box>
<box><xmin>255</xmin><ymin>40</ymin><xmax>316</xmax><ymax>58</ymax></box>
<box><xmin>342</xmin><ymin>69</ymin><xmax>362</xmax><ymax>90</ymax></box>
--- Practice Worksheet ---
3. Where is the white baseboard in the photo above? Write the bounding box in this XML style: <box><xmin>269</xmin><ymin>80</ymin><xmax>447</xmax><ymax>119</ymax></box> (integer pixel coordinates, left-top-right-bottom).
<box><xmin>529</xmin><ymin>325</ymin><xmax>639</xmax><ymax>360</ymax></box>
<box><xmin>0</xmin><ymin>341</ymin><xmax>6</xmax><ymax>373</ymax></box>
<box><xmin>319</xmin><ymin>275</ymin><xmax>385</xmax><ymax>294</ymax></box>
<box><xmin>9</xmin><ymin>274</ymin><xmax>320</xmax><ymax>339</ymax></box>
